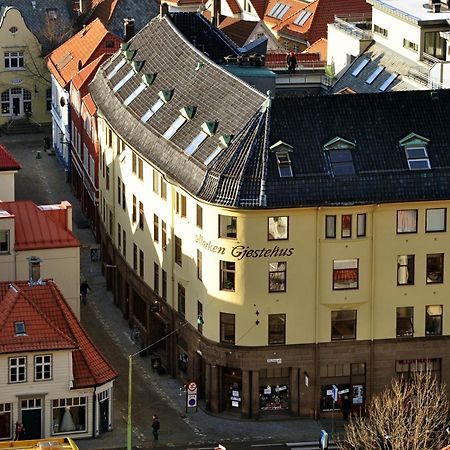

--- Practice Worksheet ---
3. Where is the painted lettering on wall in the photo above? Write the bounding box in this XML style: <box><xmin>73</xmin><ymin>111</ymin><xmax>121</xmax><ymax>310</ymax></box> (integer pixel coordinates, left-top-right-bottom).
<box><xmin>195</xmin><ymin>235</ymin><xmax>294</xmax><ymax>259</ymax></box>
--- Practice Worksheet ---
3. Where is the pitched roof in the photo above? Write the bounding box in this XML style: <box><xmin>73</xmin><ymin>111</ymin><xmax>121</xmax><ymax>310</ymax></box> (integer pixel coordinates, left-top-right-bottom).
<box><xmin>200</xmin><ymin>90</ymin><xmax>450</xmax><ymax>207</ymax></box>
<box><xmin>251</xmin><ymin>0</ymin><xmax>269</xmax><ymax>18</ymax></box>
<box><xmin>265</xmin><ymin>0</ymin><xmax>370</xmax><ymax>45</ymax></box>
<box><xmin>0</xmin><ymin>281</ymin><xmax>117</xmax><ymax>388</ymax></box>
<box><xmin>47</xmin><ymin>17</ymin><xmax>119</xmax><ymax>88</ymax></box>
<box><xmin>89</xmin><ymin>12</ymin><xmax>265</xmax><ymax>195</ymax></box>
<box><xmin>0</xmin><ymin>1</ymin><xmax>74</xmax><ymax>54</ymax></box>
<box><xmin>0</xmin><ymin>145</ymin><xmax>21</xmax><ymax>171</ymax></box>
<box><xmin>72</xmin><ymin>54</ymin><xmax>110</xmax><ymax>92</ymax></box>
<box><xmin>302</xmin><ymin>37</ymin><xmax>327</xmax><ymax>60</ymax></box>
<box><xmin>0</xmin><ymin>200</ymin><xmax>79</xmax><ymax>251</ymax></box>
<box><xmin>219</xmin><ymin>17</ymin><xmax>259</xmax><ymax>46</ymax></box>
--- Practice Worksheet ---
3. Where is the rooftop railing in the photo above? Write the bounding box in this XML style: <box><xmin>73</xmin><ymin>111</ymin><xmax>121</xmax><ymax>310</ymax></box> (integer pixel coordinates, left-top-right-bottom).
<box><xmin>332</xmin><ymin>14</ymin><xmax>373</xmax><ymax>40</ymax></box>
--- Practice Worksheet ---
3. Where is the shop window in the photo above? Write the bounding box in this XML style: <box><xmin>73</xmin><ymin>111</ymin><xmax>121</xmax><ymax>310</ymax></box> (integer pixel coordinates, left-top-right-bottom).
<box><xmin>397</xmin><ymin>209</ymin><xmax>417</xmax><ymax>233</ymax></box>
<box><xmin>196</xmin><ymin>204</ymin><xmax>203</xmax><ymax>229</ymax></box>
<box><xmin>425</xmin><ymin>305</ymin><xmax>442</xmax><ymax>336</ymax></box>
<box><xmin>259</xmin><ymin>367</ymin><xmax>289</xmax><ymax>411</ymax></box>
<box><xmin>220</xmin><ymin>312</ymin><xmax>235</xmax><ymax>344</ymax></box>
<box><xmin>219</xmin><ymin>215</ymin><xmax>237</xmax><ymax>239</ymax></box>
<box><xmin>396</xmin><ymin>306</ymin><xmax>414</xmax><ymax>337</ymax></box>
<box><xmin>197</xmin><ymin>250</ymin><xmax>202</xmax><ymax>280</ymax></box>
<box><xmin>426</xmin><ymin>253</ymin><xmax>444</xmax><ymax>284</ymax></box>
<box><xmin>341</xmin><ymin>215</ymin><xmax>352</xmax><ymax>238</ymax></box>
<box><xmin>52</xmin><ymin>397</ymin><xmax>87</xmax><ymax>434</ymax></box>
<box><xmin>268</xmin><ymin>262</ymin><xmax>286</xmax><ymax>292</ymax></box>
<box><xmin>325</xmin><ymin>215</ymin><xmax>336</xmax><ymax>238</ymax></box>
<box><xmin>331</xmin><ymin>310</ymin><xmax>356</xmax><ymax>340</ymax></box>
<box><xmin>220</xmin><ymin>261</ymin><xmax>235</xmax><ymax>291</ymax></box>
<box><xmin>34</xmin><ymin>355</ymin><xmax>52</xmax><ymax>381</ymax></box>
<box><xmin>154</xmin><ymin>263</ymin><xmax>159</xmax><ymax>294</ymax></box>
<box><xmin>357</xmin><ymin>214</ymin><xmax>366</xmax><ymax>237</ymax></box>
<box><xmin>333</xmin><ymin>259</ymin><xmax>358</xmax><ymax>290</ymax></box>
<box><xmin>268</xmin><ymin>216</ymin><xmax>288</xmax><ymax>240</ymax></box>
<box><xmin>268</xmin><ymin>314</ymin><xmax>286</xmax><ymax>344</ymax></box>
<box><xmin>178</xmin><ymin>283</ymin><xmax>185</xmax><ymax>317</ymax></box>
<box><xmin>426</xmin><ymin>208</ymin><xmax>446</xmax><ymax>232</ymax></box>
<box><xmin>397</xmin><ymin>255</ymin><xmax>414</xmax><ymax>285</ymax></box>
<box><xmin>153</xmin><ymin>214</ymin><xmax>159</xmax><ymax>242</ymax></box>
<box><xmin>396</xmin><ymin>358</ymin><xmax>441</xmax><ymax>380</ymax></box>
<box><xmin>0</xmin><ymin>403</ymin><xmax>12</xmax><ymax>439</ymax></box>
<box><xmin>9</xmin><ymin>356</ymin><xmax>26</xmax><ymax>383</ymax></box>
<box><xmin>175</xmin><ymin>236</ymin><xmax>182</xmax><ymax>266</ymax></box>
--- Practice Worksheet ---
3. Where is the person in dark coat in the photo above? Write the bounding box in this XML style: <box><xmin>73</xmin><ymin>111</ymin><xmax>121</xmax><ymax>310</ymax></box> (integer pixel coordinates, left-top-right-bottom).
<box><xmin>286</xmin><ymin>51</ymin><xmax>297</xmax><ymax>74</ymax></box>
<box><xmin>80</xmin><ymin>280</ymin><xmax>91</xmax><ymax>305</ymax></box>
<box><xmin>152</xmin><ymin>414</ymin><xmax>160</xmax><ymax>440</ymax></box>
<box><xmin>14</xmin><ymin>422</ymin><xmax>25</xmax><ymax>440</ymax></box>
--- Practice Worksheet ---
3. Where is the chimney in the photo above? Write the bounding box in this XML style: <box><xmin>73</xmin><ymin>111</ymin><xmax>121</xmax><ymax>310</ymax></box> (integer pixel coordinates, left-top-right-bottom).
<box><xmin>160</xmin><ymin>2</ymin><xmax>169</xmax><ymax>17</ymax></box>
<box><xmin>211</xmin><ymin>0</ymin><xmax>221</xmax><ymax>27</ymax></box>
<box><xmin>429</xmin><ymin>0</ymin><xmax>441</xmax><ymax>12</ymax></box>
<box><xmin>124</xmin><ymin>17</ymin><xmax>135</xmax><ymax>42</ymax></box>
<box><xmin>61</xmin><ymin>201</ymin><xmax>73</xmax><ymax>231</ymax></box>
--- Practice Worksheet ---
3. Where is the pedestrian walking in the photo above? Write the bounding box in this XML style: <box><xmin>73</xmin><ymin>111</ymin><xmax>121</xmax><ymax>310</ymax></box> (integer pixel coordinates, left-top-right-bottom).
<box><xmin>152</xmin><ymin>414</ymin><xmax>160</xmax><ymax>441</ymax></box>
<box><xmin>14</xmin><ymin>422</ymin><xmax>25</xmax><ymax>441</ymax></box>
<box><xmin>80</xmin><ymin>280</ymin><xmax>91</xmax><ymax>305</ymax></box>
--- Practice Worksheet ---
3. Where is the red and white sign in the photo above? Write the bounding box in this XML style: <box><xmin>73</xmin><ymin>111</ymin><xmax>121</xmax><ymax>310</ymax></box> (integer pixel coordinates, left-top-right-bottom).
<box><xmin>188</xmin><ymin>381</ymin><xmax>197</xmax><ymax>393</ymax></box>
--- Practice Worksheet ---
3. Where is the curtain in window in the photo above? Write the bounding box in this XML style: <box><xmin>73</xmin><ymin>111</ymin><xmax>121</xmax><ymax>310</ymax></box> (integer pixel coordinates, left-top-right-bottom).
<box><xmin>397</xmin><ymin>210</ymin><xmax>416</xmax><ymax>232</ymax></box>
<box><xmin>397</xmin><ymin>255</ymin><xmax>409</xmax><ymax>284</ymax></box>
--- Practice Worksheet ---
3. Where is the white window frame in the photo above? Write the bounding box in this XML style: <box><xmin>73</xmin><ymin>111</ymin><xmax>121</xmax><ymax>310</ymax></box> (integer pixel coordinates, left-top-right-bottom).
<box><xmin>9</xmin><ymin>356</ymin><xmax>26</xmax><ymax>383</ymax></box>
<box><xmin>426</xmin><ymin>208</ymin><xmax>446</xmax><ymax>232</ymax></box>
<box><xmin>4</xmin><ymin>51</ymin><xmax>24</xmax><ymax>70</ymax></box>
<box><xmin>141</xmin><ymin>98</ymin><xmax>165</xmax><ymax>123</ymax></box>
<box><xmin>34</xmin><ymin>355</ymin><xmax>52</xmax><ymax>381</ymax></box>
<box><xmin>163</xmin><ymin>115</ymin><xmax>186</xmax><ymax>140</ymax></box>
<box><xmin>405</xmin><ymin>146</ymin><xmax>430</xmax><ymax>170</ymax></box>
<box><xmin>185</xmin><ymin>131</ymin><xmax>208</xmax><ymax>155</ymax></box>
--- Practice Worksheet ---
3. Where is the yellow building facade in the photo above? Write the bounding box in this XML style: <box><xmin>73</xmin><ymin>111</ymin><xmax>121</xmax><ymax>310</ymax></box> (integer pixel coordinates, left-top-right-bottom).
<box><xmin>0</xmin><ymin>7</ymin><xmax>51</xmax><ymax>126</ymax></box>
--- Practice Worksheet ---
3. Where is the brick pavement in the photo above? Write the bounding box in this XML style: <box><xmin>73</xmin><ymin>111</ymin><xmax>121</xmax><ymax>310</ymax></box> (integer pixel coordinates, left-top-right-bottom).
<box><xmin>0</xmin><ymin>131</ymin><xmax>346</xmax><ymax>449</ymax></box>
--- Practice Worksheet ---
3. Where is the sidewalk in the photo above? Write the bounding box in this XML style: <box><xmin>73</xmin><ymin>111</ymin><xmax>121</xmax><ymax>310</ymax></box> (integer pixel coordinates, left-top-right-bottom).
<box><xmin>0</xmin><ymin>132</ymin><xmax>347</xmax><ymax>449</ymax></box>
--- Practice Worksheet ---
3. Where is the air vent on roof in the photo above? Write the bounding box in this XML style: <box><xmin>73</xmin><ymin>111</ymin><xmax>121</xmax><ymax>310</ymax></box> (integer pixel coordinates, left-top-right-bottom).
<box><xmin>142</xmin><ymin>73</ymin><xmax>157</xmax><ymax>86</ymax></box>
<box><xmin>131</xmin><ymin>60</ymin><xmax>144</xmax><ymax>72</ymax></box>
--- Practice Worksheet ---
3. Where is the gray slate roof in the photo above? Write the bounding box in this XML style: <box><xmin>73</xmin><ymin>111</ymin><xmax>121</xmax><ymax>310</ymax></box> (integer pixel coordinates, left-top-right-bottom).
<box><xmin>330</xmin><ymin>42</ymin><xmax>425</xmax><ymax>94</ymax></box>
<box><xmin>89</xmin><ymin>13</ymin><xmax>266</xmax><ymax>194</ymax></box>
<box><xmin>1</xmin><ymin>0</ymin><xmax>74</xmax><ymax>54</ymax></box>
<box><xmin>90</xmin><ymin>12</ymin><xmax>450</xmax><ymax>210</ymax></box>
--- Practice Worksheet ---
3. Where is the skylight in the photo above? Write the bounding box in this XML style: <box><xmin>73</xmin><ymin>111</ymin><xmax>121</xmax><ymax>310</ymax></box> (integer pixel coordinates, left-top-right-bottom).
<box><xmin>267</xmin><ymin>3</ymin><xmax>290</xmax><ymax>19</ymax></box>
<box><xmin>366</xmin><ymin>66</ymin><xmax>384</xmax><ymax>85</ymax></box>
<box><xmin>276</xmin><ymin>152</ymin><xmax>293</xmax><ymax>177</ymax></box>
<box><xmin>351</xmin><ymin>58</ymin><xmax>370</xmax><ymax>77</ymax></box>
<box><xmin>163</xmin><ymin>115</ymin><xmax>187</xmax><ymax>140</ymax></box>
<box><xmin>185</xmin><ymin>131</ymin><xmax>208</xmax><ymax>156</ymax></box>
<box><xmin>294</xmin><ymin>10</ymin><xmax>312</xmax><ymax>26</ymax></box>
<box><xmin>329</xmin><ymin>150</ymin><xmax>355</xmax><ymax>176</ymax></box>
<box><xmin>113</xmin><ymin>70</ymin><xmax>134</xmax><ymax>93</ymax></box>
<box><xmin>123</xmin><ymin>82</ymin><xmax>146</xmax><ymax>106</ymax></box>
<box><xmin>107</xmin><ymin>58</ymin><xmax>126</xmax><ymax>80</ymax></box>
<box><xmin>141</xmin><ymin>98</ymin><xmax>164</xmax><ymax>123</ymax></box>
<box><xmin>204</xmin><ymin>146</ymin><xmax>223</xmax><ymax>165</ymax></box>
<box><xmin>405</xmin><ymin>147</ymin><xmax>431</xmax><ymax>170</ymax></box>
<box><xmin>379</xmin><ymin>72</ymin><xmax>398</xmax><ymax>92</ymax></box>
<box><xmin>15</xmin><ymin>321</ymin><xmax>26</xmax><ymax>335</ymax></box>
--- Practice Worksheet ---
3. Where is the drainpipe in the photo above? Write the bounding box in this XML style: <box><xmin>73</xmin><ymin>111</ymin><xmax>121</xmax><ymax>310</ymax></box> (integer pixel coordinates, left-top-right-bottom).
<box><xmin>313</xmin><ymin>206</ymin><xmax>321</xmax><ymax>420</ymax></box>
<box><xmin>92</xmin><ymin>386</ymin><xmax>97</xmax><ymax>437</ymax></box>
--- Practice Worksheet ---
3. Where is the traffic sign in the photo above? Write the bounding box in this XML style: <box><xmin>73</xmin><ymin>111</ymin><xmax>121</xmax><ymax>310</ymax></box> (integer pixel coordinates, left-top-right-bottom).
<box><xmin>188</xmin><ymin>381</ymin><xmax>197</xmax><ymax>392</ymax></box>
<box><xmin>331</xmin><ymin>385</ymin><xmax>338</xmax><ymax>401</ymax></box>
<box><xmin>187</xmin><ymin>394</ymin><xmax>197</xmax><ymax>407</ymax></box>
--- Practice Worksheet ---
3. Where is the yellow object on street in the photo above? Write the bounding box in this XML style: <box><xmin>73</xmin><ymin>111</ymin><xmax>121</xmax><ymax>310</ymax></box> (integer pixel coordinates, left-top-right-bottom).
<box><xmin>0</xmin><ymin>438</ymin><xmax>79</xmax><ymax>450</ymax></box>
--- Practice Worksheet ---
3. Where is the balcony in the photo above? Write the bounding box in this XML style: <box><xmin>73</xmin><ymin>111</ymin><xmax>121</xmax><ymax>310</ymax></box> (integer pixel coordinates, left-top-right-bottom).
<box><xmin>332</xmin><ymin>14</ymin><xmax>373</xmax><ymax>41</ymax></box>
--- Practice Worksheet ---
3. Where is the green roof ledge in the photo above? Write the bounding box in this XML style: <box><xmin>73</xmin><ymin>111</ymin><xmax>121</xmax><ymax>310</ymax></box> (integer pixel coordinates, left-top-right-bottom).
<box><xmin>158</xmin><ymin>89</ymin><xmax>174</xmax><ymax>103</ymax></box>
<box><xmin>180</xmin><ymin>106</ymin><xmax>197</xmax><ymax>119</ymax></box>
<box><xmin>142</xmin><ymin>73</ymin><xmax>157</xmax><ymax>86</ymax></box>
<box><xmin>201</xmin><ymin>120</ymin><xmax>219</xmax><ymax>136</ymax></box>
<box><xmin>131</xmin><ymin>60</ymin><xmax>144</xmax><ymax>72</ymax></box>
<box><xmin>399</xmin><ymin>132</ymin><xmax>430</xmax><ymax>147</ymax></box>
<box><xmin>219</xmin><ymin>134</ymin><xmax>233</xmax><ymax>147</ymax></box>
<box><xmin>323</xmin><ymin>136</ymin><xmax>355</xmax><ymax>150</ymax></box>
<box><xmin>122</xmin><ymin>49</ymin><xmax>136</xmax><ymax>61</ymax></box>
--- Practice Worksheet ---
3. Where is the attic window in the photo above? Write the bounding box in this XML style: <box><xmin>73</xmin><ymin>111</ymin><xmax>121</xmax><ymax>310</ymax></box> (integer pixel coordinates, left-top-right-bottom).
<box><xmin>163</xmin><ymin>115</ymin><xmax>186</xmax><ymax>140</ymax></box>
<box><xmin>366</xmin><ymin>66</ymin><xmax>384</xmax><ymax>85</ymax></box>
<box><xmin>204</xmin><ymin>135</ymin><xmax>232</xmax><ymax>165</ymax></box>
<box><xmin>106</xmin><ymin>40</ymin><xmax>115</xmax><ymax>48</ymax></box>
<box><xmin>15</xmin><ymin>321</ymin><xmax>26</xmax><ymax>336</ymax></box>
<box><xmin>405</xmin><ymin>147</ymin><xmax>430</xmax><ymax>170</ymax></box>
<box><xmin>329</xmin><ymin>150</ymin><xmax>355</xmax><ymax>176</ymax></box>
<box><xmin>276</xmin><ymin>152</ymin><xmax>293</xmax><ymax>177</ymax></box>
<box><xmin>9</xmin><ymin>27</ymin><xmax>18</xmax><ymax>34</ymax></box>
<box><xmin>113</xmin><ymin>70</ymin><xmax>134</xmax><ymax>93</ymax></box>
<box><xmin>123</xmin><ymin>82</ymin><xmax>147</xmax><ymax>106</ymax></box>
<box><xmin>351</xmin><ymin>58</ymin><xmax>370</xmax><ymax>77</ymax></box>
<box><xmin>294</xmin><ymin>10</ymin><xmax>312</xmax><ymax>26</ymax></box>
<box><xmin>46</xmin><ymin>8</ymin><xmax>57</xmax><ymax>20</ymax></box>
<box><xmin>267</xmin><ymin>3</ymin><xmax>290</xmax><ymax>19</ymax></box>
<box><xmin>107</xmin><ymin>58</ymin><xmax>126</xmax><ymax>80</ymax></box>
<box><xmin>141</xmin><ymin>90</ymin><xmax>173</xmax><ymax>123</ymax></box>
<box><xmin>185</xmin><ymin>132</ymin><xmax>208</xmax><ymax>156</ymax></box>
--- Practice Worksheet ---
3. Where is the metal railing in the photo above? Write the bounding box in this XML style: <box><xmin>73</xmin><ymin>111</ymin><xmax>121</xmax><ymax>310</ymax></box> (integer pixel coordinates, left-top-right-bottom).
<box><xmin>267</xmin><ymin>60</ymin><xmax>327</xmax><ymax>70</ymax></box>
<box><xmin>332</xmin><ymin>14</ymin><xmax>373</xmax><ymax>40</ymax></box>
<box><xmin>408</xmin><ymin>66</ymin><xmax>444</xmax><ymax>89</ymax></box>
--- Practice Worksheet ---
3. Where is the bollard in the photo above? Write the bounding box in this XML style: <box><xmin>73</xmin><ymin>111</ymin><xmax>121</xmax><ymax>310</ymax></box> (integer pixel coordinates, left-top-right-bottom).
<box><xmin>36</xmin><ymin>150</ymin><xmax>41</xmax><ymax>159</ymax></box>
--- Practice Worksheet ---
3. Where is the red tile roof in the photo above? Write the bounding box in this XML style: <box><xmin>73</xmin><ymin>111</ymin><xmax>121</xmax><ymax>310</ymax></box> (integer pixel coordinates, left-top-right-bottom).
<box><xmin>72</xmin><ymin>54</ymin><xmax>109</xmax><ymax>92</ymax></box>
<box><xmin>226</xmin><ymin>0</ymin><xmax>242</xmax><ymax>14</ymax></box>
<box><xmin>0</xmin><ymin>281</ymin><xmax>117</xmax><ymax>388</ymax></box>
<box><xmin>251</xmin><ymin>0</ymin><xmax>269</xmax><ymax>18</ymax></box>
<box><xmin>87</xmin><ymin>0</ymin><xmax>119</xmax><ymax>25</ymax></box>
<box><xmin>219</xmin><ymin>17</ymin><xmax>259</xmax><ymax>46</ymax></box>
<box><xmin>302</xmin><ymin>37</ymin><xmax>327</xmax><ymax>60</ymax></box>
<box><xmin>47</xmin><ymin>18</ymin><xmax>119</xmax><ymax>88</ymax></box>
<box><xmin>0</xmin><ymin>145</ymin><xmax>21</xmax><ymax>171</ymax></box>
<box><xmin>265</xmin><ymin>0</ymin><xmax>370</xmax><ymax>45</ymax></box>
<box><xmin>83</xmin><ymin>93</ymin><xmax>97</xmax><ymax>116</ymax></box>
<box><xmin>0</xmin><ymin>201</ymin><xmax>79</xmax><ymax>251</ymax></box>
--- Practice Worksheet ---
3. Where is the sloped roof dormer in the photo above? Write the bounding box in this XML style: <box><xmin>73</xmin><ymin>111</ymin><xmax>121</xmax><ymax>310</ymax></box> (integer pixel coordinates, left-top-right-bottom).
<box><xmin>399</xmin><ymin>132</ymin><xmax>431</xmax><ymax>170</ymax></box>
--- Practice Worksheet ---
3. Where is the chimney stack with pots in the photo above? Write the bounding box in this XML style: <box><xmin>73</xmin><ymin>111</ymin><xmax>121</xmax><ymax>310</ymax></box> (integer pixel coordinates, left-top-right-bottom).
<box><xmin>124</xmin><ymin>17</ymin><xmax>135</xmax><ymax>41</ymax></box>
<box><xmin>160</xmin><ymin>2</ymin><xmax>169</xmax><ymax>17</ymax></box>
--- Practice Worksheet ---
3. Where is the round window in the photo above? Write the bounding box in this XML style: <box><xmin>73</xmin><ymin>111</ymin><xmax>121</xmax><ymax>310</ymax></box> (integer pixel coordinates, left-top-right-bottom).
<box><xmin>59</xmin><ymin>97</ymin><xmax>66</xmax><ymax>107</ymax></box>
<box><xmin>9</xmin><ymin>26</ymin><xmax>18</xmax><ymax>34</ymax></box>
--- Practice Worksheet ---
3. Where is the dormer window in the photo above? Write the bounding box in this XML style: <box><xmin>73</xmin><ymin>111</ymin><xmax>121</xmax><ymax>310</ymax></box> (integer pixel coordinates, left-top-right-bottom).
<box><xmin>28</xmin><ymin>256</ymin><xmax>42</xmax><ymax>283</ymax></box>
<box><xmin>270</xmin><ymin>141</ymin><xmax>294</xmax><ymax>178</ymax></box>
<box><xmin>204</xmin><ymin>134</ymin><xmax>233</xmax><ymax>166</ymax></box>
<box><xmin>15</xmin><ymin>321</ymin><xmax>26</xmax><ymax>335</ymax></box>
<box><xmin>294</xmin><ymin>10</ymin><xmax>312</xmax><ymax>26</ymax></box>
<box><xmin>162</xmin><ymin>106</ymin><xmax>196</xmax><ymax>140</ymax></box>
<box><xmin>399</xmin><ymin>132</ymin><xmax>431</xmax><ymax>170</ymax></box>
<box><xmin>123</xmin><ymin>82</ymin><xmax>147</xmax><ymax>106</ymax></box>
<box><xmin>323</xmin><ymin>137</ymin><xmax>356</xmax><ymax>176</ymax></box>
<box><xmin>0</xmin><ymin>230</ymin><xmax>10</xmax><ymax>253</ymax></box>
<box><xmin>141</xmin><ymin>89</ymin><xmax>173</xmax><ymax>123</ymax></box>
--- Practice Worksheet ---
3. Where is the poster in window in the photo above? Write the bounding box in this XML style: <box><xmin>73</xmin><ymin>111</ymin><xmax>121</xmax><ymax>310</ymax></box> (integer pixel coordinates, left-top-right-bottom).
<box><xmin>352</xmin><ymin>384</ymin><xmax>363</xmax><ymax>404</ymax></box>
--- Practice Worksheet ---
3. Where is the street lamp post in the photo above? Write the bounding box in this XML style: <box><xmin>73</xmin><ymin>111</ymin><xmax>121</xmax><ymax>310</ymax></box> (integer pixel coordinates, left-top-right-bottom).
<box><xmin>126</xmin><ymin>323</ymin><xmax>189</xmax><ymax>450</ymax></box>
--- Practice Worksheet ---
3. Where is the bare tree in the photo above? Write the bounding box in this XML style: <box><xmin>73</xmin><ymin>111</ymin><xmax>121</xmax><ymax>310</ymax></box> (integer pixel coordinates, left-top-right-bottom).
<box><xmin>338</xmin><ymin>371</ymin><xmax>450</xmax><ymax>450</ymax></box>
<box><xmin>40</xmin><ymin>17</ymin><xmax>75</xmax><ymax>53</ymax></box>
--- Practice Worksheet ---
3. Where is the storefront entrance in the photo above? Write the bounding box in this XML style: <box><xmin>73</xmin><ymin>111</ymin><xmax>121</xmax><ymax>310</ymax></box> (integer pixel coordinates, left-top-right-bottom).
<box><xmin>259</xmin><ymin>367</ymin><xmax>290</xmax><ymax>413</ymax></box>
<box><xmin>222</xmin><ymin>367</ymin><xmax>242</xmax><ymax>411</ymax></box>
<box><xmin>20</xmin><ymin>398</ymin><xmax>42</xmax><ymax>439</ymax></box>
